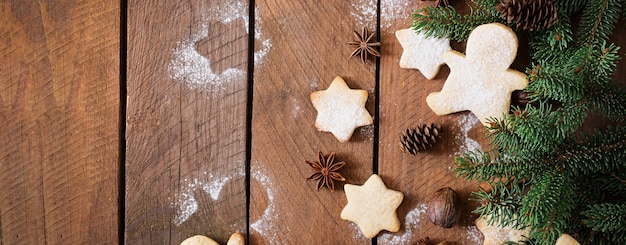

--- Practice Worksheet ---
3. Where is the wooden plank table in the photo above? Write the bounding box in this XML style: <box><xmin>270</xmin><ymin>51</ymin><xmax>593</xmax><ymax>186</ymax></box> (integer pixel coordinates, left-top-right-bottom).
<box><xmin>0</xmin><ymin>1</ymin><xmax>120</xmax><ymax>244</ymax></box>
<box><xmin>1</xmin><ymin>0</ymin><xmax>625</xmax><ymax>244</ymax></box>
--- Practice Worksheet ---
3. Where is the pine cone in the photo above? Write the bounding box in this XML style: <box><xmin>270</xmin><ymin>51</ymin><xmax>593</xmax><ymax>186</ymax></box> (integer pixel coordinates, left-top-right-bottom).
<box><xmin>400</xmin><ymin>124</ymin><xmax>442</xmax><ymax>155</ymax></box>
<box><xmin>496</xmin><ymin>0</ymin><xmax>558</xmax><ymax>31</ymax></box>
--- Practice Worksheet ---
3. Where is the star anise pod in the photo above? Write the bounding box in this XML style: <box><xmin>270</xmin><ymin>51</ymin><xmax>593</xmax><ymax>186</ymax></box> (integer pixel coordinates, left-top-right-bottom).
<box><xmin>347</xmin><ymin>27</ymin><xmax>381</xmax><ymax>64</ymax></box>
<box><xmin>306</xmin><ymin>151</ymin><xmax>346</xmax><ymax>192</ymax></box>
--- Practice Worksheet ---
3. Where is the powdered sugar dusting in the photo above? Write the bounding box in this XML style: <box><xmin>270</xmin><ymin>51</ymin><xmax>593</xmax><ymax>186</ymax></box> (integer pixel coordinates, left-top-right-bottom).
<box><xmin>216</xmin><ymin>0</ymin><xmax>248</xmax><ymax>25</ymax></box>
<box><xmin>290</xmin><ymin>97</ymin><xmax>303</xmax><ymax>118</ymax></box>
<box><xmin>465</xmin><ymin>225</ymin><xmax>484</xmax><ymax>244</ymax></box>
<box><xmin>379</xmin><ymin>203</ymin><xmax>428</xmax><ymax>244</ymax></box>
<box><xmin>254</xmin><ymin>38</ymin><xmax>272</xmax><ymax>65</ymax></box>
<box><xmin>171</xmin><ymin>170</ymin><xmax>239</xmax><ymax>226</ymax></box>
<box><xmin>169</xmin><ymin>3</ymin><xmax>270</xmax><ymax>92</ymax></box>
<box><xmin>351</xmin><ymin>0</ymin><xmax>415</xmax><ymax>31</ymax></box>
<box><xmin>347</xmin><ymin>222</ymin><xmax>364</xmax><ymax>240</ymax></box>
<box><xmin>350</xmin><ymin>0</ymin><xmax>377</xmax><ymax>28</ymax></box>
<box><xmin>173</xmin><ymin>192</ymin><xmax>198</xmax><ymax>226</ymax></box>
<box><xmin>358</xmin><ymin>125</ymin><xmax>375</xmax><ymax>141</ymax></box>
<box><xmin>455</xmin><ymin>113</ymin><xmax>483</xmax><ymax>155</ymax></box>
<box><xmin>173</xmin><ymin>175</ymin><xmax>232</xmax><ymax>226</ymax></box>
<box><xmin>381</xmin><ymin>0</ymin><xmax>413</xmax><ymax>30</ymax></box>
<box><xmin>250</xmin><ymin>166</ymin><xmax>285</xmax><ymax>242</ymax></box>
<box><xmin>203</xmin><ymin>176</ymin><xmax>232</xmax><ymax>200</ymax></box>
<box><xmin>254</xmin><ymin>7</ymin><xmax>272</xmax><ymax>66</ymax></box>
<box><xmin>169</xmin><ymin>23</ymin><xmax>245</xmax><ymax>92</ymax></box>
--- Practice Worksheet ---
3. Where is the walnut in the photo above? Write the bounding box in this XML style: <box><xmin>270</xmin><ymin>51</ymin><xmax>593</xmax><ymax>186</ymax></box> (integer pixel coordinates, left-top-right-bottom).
<box><xmin>427</xmin><ymin>187</ymin><xmax>461</xmax><ymax>228</ymax></box>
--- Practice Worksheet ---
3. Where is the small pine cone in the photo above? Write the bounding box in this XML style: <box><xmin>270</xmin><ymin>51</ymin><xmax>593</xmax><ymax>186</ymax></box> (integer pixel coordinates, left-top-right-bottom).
<box><xmin>400</xmin><ymin>124</ymin><xmax>442</xmax><ymax>155</ymax></box>
<box><xmin>496</xmin><ymin>0</ymin><xmax>558</xmax><ymax>31</ymax></box>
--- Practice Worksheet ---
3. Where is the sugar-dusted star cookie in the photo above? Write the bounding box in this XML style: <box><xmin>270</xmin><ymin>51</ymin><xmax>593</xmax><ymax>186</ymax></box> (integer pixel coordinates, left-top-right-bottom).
<box><xmin>396</xmin><ymin>28</ymin><xmax>451</xmax><ymax>80</ymax></box>
<box><xmin>475</xmin><ymin>215</ymin><xmax>530</xmax><ymax>245</ymax></box>
<box><xmin>340</xmin><ymin>174</ymin><xmax>404</xmax><ymax>238</ymax></box>
<box><xmin>426</xmin><ymin>23</ymin><xmax>528</xmax><ymax>126</ymax></box>
<box><xmin>310</xmin><ymin>76</ymin><xmax>373</xmax><ymax>142</ymax></box>
<box><xmin>180</xmin><ymin>233</ymin><xmax>245</xmax><ymax>245</ymax></box>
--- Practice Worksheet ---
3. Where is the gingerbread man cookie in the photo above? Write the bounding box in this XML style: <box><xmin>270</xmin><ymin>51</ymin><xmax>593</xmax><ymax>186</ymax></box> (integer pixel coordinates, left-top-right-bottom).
<box><xmin>426</xmin><ymin>23</ymin><xmax>527</xmax><ymax>126</ymax></box>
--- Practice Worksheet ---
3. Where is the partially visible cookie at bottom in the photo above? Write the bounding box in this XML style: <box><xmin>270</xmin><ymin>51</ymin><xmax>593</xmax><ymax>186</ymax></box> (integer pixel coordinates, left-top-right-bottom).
<box><xmin>475</xmin><ymin>215</ymin><xmax>530</xmax><ymax>245</ymax></box>
<box><xmin>180</xmin><ymin>233</ymin><xmax>245</xmax><ymax>245</ymax></box>
<box><xmin>556</xmin><ymin>234</ymin><xmax>580</xmax><ymax>245</ymax></box>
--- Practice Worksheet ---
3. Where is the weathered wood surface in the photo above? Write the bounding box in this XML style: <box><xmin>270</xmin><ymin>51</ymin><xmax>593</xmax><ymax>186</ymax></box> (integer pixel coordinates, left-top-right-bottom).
<box><xmin>249</xmin><ymin>0</ymin><xmax>376</xmax><ymax>244</ymax></box>
<box><xmin>126</xmin><ymin>0</ymin><xmax>249</xmax><ymax>244</ymax></box>
<box><xmin>0</xmin><ymin>0</ymin><xmax>120</xmax><ymax>244</ymax></box>
<box><xmin>378</xmin><ymin>1</ymin><xmax>487</xmax><ymax>244</ymax></box>
<box><xmin>2</xmin><ymin>0</ymin><xmax>626</xmax><ymax>244</ymax></box>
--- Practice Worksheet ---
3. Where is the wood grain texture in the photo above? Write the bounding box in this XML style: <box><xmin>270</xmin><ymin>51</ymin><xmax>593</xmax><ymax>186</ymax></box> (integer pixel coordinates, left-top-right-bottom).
<box><xmin>0</xmin><ymin>0</ymin><xmax>119</xmax><ymax>244</ymax></box>
<box><xmin>249</xmin><ymin>0</ymin><xmax>377</xmax><ymax>243</ymax></box>
<box><xmin>126</xmin><ymin>0</ymin><xmax>248</xmax><ymax>244</ymax></box>
<box><xmin>377</xmin><ymin>1</ymin><xmax>487</xmax><ymax>244</ymax></box>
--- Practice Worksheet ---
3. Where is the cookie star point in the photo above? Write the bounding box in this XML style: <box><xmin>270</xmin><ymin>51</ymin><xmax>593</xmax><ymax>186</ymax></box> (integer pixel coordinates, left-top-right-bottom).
<box><xmin>310</xmin><ymin>76</ymin><xmax>373</xmax><ymax>142</ymax></box>
<box><xmin>340</xmin><ymin>174</ymin><xmax>404</xmax><ymax>238</ymax></box>
<box><xmin>396</xmin><ymin>28</ymin><xmax>451</xmax><ymax>80</ymax></box>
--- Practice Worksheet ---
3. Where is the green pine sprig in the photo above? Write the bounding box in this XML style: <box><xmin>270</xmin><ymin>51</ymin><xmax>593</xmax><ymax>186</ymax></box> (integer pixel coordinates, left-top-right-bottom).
<box><xmin>412</xmin><ymin>5</ymin><xmax>501</xmax><ymax>42</ymax></box>
<box><xmin>411</xmin><ymin>0</ymin><xmax>626</xmax><ymax>244</ymax></box>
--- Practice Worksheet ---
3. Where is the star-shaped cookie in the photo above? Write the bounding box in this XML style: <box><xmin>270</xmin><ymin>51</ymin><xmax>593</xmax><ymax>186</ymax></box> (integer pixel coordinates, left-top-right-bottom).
<box><xmin>396</xmin><ymin>28</ymin><xmax>451</xmax><ymax>80</ymax></box>
<box><xmin>340</xmin><ymin>174</ymin><xmax>404</xmax><ymax>238</ymax></box>
<box><xmin>475</xmin><ymin>215</ymin><xmax>530</xmax><ymax>245</ymax></box>
<box><xmin>310</xmin><ymin>76</ymin><xmax>373</xmax><ymax>142</ymax></box>
<box><xmin>426</xmin><ymin>23</ymin><xmax>528</xmax><ymax>126</ymax></box>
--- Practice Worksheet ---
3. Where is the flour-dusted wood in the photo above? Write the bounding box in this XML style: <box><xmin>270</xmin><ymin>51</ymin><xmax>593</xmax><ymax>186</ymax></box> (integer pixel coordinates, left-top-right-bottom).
<box><xmin>378</xmin><ymin>1</ymin><xmax>486</xmax><ymax>244</ymax></box>
<box><xmin>126</xmin><ymin>0</ymin><xmax>248</xmax><ymax>243</ymax></box>
<box><xmin>0</xmin><ymin>1</ymin><xmax>119</xmax><ymax>243</ymax></box>
<box><xmin>250</xmin><ymin>0</ymin><xmax>377</xmax><ymax>243</ymax></box>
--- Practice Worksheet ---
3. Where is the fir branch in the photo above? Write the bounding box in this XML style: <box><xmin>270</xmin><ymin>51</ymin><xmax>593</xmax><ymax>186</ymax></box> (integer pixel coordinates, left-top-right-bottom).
<box><xmin>558</xmin><ymin>127</ymin><xmax>626</xmax><ymax>176</ymax></box>
<box><xmin>471</xmin><ymin>0</ymin><xmax>500</xmax><ymax>16</ymax></box>
<box><xmin>519</xmin><ymin>171</ymin><xmax>575</xmax><ymax>245</ymax></box>
<box><xmin>526</xmin><ymin>57</ymin><xmax>586</xmax><ymax>103</ymax></box>
<box><xmin>410</xmin><ymin>2</ymin><xmax>626</xmax><ymax>244</ymax></box>
<box><xmin>455</xmin><ymin>150</ymin><xmax>547</xmax><ymax>182</ymax></box>
<box><xmin>472</xmin><ymin>182</ymin><xmax>526</xmax><ymax>227</ymax></box>
<box><xmin>489</xmin><ymin>103</ymin><xmax>588</xmax><ymax>156</ymax></box>
<box><xmin>597</xmin><ymin>172</ymin><xmax>626</xmax><ymax>198</ymax></box>
<box><xmin>412</xmin><ymin>6</ymin><xmax>501</xmax><ymax>41</ymax></box>
<box><xmin>588</xmin><ymin>42</ymin><xmax>621</xmax><ymax>82</ymax></box>
<box><xmin>553</xmin><ymin>0</ymin><xmax>588</xmax><ymax>16</ymax></box>
<box><xmin>529</xmin><ymin>17</ymin><xmax>574</xmax><ymax>61</ymax></box>
<box><xmin>576</xmin><ymin>0</ymin><xmax>623</xmax><ymax>48</ymax></box>
<box><xmin>582</xmin><ymin>203</ymin><xmax>626</xmax><ymax>242</ymax></box>
<box><xmin>584</xmin><ymin>80</ymin><xmax>626</xmax><ymax>123</ymax></box>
